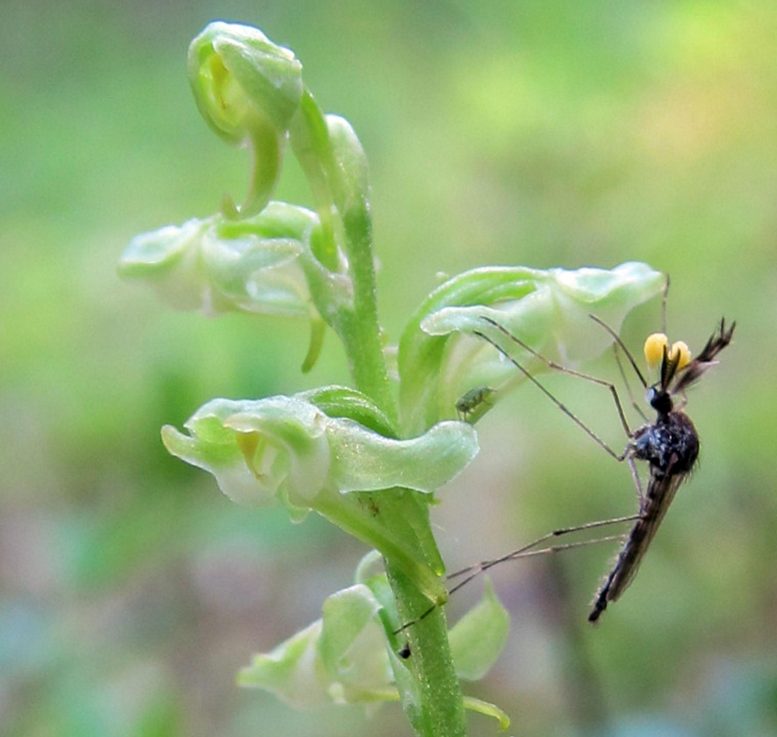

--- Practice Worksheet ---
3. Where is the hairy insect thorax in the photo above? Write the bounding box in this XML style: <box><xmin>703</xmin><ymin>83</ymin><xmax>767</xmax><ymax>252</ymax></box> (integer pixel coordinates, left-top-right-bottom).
<box><xmin>631</xmin><ymin>409</ymin><xmax>699</xmax><ymax>477</ymax></box>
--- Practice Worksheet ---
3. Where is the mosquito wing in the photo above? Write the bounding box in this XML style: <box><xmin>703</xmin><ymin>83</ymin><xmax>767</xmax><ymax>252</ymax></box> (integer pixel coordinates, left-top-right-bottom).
<box><xmin>589</xmin><ymin>470</ymin><xmax>687</xmax><ymax>621</ymax></box>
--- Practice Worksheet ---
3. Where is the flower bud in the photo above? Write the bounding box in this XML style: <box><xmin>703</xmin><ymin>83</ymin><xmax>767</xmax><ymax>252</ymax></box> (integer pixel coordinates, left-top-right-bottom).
<box><xmin>188</xmin><ymin>22</ymin><xmax>304</xmax><ymax>215</ymax></box>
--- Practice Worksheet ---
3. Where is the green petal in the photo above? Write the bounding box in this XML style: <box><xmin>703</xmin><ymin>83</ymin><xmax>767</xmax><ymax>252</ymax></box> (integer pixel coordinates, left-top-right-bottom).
<box><xmin>119</xmin><ymin>204</ymin><xmax>321</xmax><ymax>318</ymax></box>
<box><xmin>449</xmin><ymin>579</ymin><xmax>509</xmax><ymax>681</ymax></box>
<box><xmin>118</xmin><ymin>217</ymin><xmax>215</xmax><ymax>310</ymax></box>
<box><xmin>319</xmin><ymin>586</ymin><xmax>393</xmax><ymax>701</ymax></box>
<box><xmin>328</xmin><ymin>420</ymin><xmax>478</xmax><ymax>494</ymax></box>
<box><xmin>237</xmin><ymin>620</ymin><xmax>330</xmax><ymax>708</ymax></box>
<box><xmin>162</xmin><ymin>396</ymin><xmax>328</xmax><ymax>509</ymax></box>
<box><xmin>238</xmin><ymin>584</ymin><xmax>394</xmax><ymax>707</ymax></box>
<box><xmin>300</xmin><ymin>386</ymin><xmax>397</xmax><ymax>438</ymax></box>
<box><xmin>462</xmin><ymin>696</ymin><xmax>511</xmax><ymax>731</ymax></box>
<box><xmin>163</xmin><ymin>392</ymin><xmax>478</xmax><ymax>509</ymax></box>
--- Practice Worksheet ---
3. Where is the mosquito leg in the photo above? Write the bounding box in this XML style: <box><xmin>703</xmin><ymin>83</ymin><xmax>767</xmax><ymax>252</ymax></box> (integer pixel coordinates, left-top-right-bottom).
<box><xmin>447</xmin><ymin>513</ymin><xmax>641</xmax><ymax>582</ymax></box>
<box><xmin>479</xmin><ymin>316</ymin><xmax>634</xmax><ymax>438</ymax></box>
<box><xmin>392</xmin><ymin>515</ymin><xmax>641</xmax><ymax>635</ymax></box>
<box><xmin>626</xmin><ymin>455</ymin><xmax>644</xmax><ymax>505</ymax></box>
<box><xmin>588</xmin><ymin>317</ymin><xmax>648</xmax><ymax>392</ymax></box>
<box><xmin>446</xmin><ymin>535</ymin><xmax>629</xmax><ymax>599</ymax></box>
<box><xmin>484</xmin><ymin>534</ymin><xmax>627</xmax><ymax>560</ymax></box>
<box><xmin>473</xmin><ymin>328</ymin><xmax>629</xmax><ymax>461</ymax></box>
<box><xmin>613</xmin><ymin>343</ymin><xmax>648</xmax><ymax>422</ymax></box>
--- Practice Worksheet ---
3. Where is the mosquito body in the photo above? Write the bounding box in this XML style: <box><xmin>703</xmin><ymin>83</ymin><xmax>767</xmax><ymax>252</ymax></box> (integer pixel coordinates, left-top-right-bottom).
<box><xmin>393</xmin><ymin>310</ymin><xmax>735</xmax><ymax>636</ymax></box>
<box><xmin>586</xmin><ymin>318</ymin><xmax>735</xmax><ymax>620</ymax></box>
<box><xmin>477</xmin><ymin>315</ymin><xmax>735</xmax><ymax>622</ymax></box>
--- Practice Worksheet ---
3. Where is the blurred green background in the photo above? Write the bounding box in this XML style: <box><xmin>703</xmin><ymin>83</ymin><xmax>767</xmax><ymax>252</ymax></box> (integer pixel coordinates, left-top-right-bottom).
<box><xmin>2</xmin><ymin>1</ymin><xmax>776</xmax><ymax>736</ymax></box>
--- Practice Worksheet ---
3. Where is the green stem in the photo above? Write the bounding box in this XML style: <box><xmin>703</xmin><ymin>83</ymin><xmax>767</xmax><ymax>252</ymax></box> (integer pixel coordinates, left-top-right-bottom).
<box><xmin>291</xmin><ymin>88</ymin><xmax>466</xmax><ymax>737</ymax></box>
<box><xmin>387</xmin><ymin>563</ymin><xmax>467</xmax><ymax>737</ymax></box>
<box><xmin>336</xmin><ymin>243</ymin><xmax>395</xmax><ymax>422</ymax></box>
<box><xmin>314</xmin><ymin>489</ymin><xmax>447</xmax><ymax>606</ymax></box>
<box><xmin>290</xmin><ymin>90</ymin><xmax>396</xmax><ymax>421</ymax></box>
<box><xmin>289</xmin><ymin>91</ymin><xmax>341</xmax><ymax>272</ymax></box>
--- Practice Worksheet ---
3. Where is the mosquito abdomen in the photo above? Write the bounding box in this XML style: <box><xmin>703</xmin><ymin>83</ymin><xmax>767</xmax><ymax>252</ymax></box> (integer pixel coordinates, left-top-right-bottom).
<box><xmin>588</xmin><ymin>470</ymin><xmax>686</xmax><ymax>622</ymax></box>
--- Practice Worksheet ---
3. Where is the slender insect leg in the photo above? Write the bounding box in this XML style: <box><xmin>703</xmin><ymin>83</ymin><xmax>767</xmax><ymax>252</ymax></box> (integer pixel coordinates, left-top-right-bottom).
<box><xmin>626</xmin><ymin>455</ymin><xmax>644</xmax><ymax>505</ymax></box>
<box><xmin>479</xmin><ymin>316</ymin><xmax>634</xmax><ymax>438</ymax></box>
<box><xmin>588</xmin><ymin>315</ymin><xmax>648</xmax><ymax>389</ymax></box>
<box><xmin>473</xmin><ymin>329</ymin><xmax>628</xmax><ymax>462</ymax></box>
<box><xmin>445</xmin><ymin>535</ymin><xmax>629</xmax><ymax>600</ymax></box>
<box><xmin>612</xmin><ymin>343</ymin><xmax>648</xmax><ymax>422</ymax></box>
<box><xmin>392</xmin><ymin>514</ymin><xmax>641</xmax><ymax>635</ymax></box>
<box><xmin>447</xmin><ymin>514</ymin><xmax>640</xmax><ymax>583</ymax></box>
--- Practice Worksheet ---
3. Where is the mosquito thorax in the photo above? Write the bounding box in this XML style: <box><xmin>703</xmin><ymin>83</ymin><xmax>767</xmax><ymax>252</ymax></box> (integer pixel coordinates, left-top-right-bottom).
<box><xmin>632</xmin><ymin>411</ymin><xmax>699</xmax><ymax>475</ymax></box>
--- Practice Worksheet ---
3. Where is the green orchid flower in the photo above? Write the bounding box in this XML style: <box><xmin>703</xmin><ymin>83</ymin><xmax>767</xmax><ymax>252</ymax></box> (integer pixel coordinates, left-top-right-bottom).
<box><xmin>399</xmin><ymin>261</ymin><xmax>665</xmax><ymax>434</ymax></box>
<box><xmin>161</xmin><ymin>387</ymin><xmax>478</xmax><ymax>601</ymax></box>
<box><xmin>119</xmin><ymin>202</ymin><xmax>355</xmax><ymax>370</ymax></box>
<box><xmin>239</xmin><ymin>560</ymin><xmax>510</xmax><ymax>729</ymax></box>
<box><xmin>119</xmin><ymin>203</ymin><xmax>324</xmax><ymax>315</ymax></box>
<box><xmin>123</xmin><ymin>19</ymin><xmax>676</xmax><ymax>737</ymax></box>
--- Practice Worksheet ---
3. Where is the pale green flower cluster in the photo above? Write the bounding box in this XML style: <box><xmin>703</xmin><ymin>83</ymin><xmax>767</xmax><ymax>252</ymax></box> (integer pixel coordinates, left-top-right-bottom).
<box><xmin>120</xmin><ymin>20</ymin><xmax>665</xmax><ymax>737</ymax></box>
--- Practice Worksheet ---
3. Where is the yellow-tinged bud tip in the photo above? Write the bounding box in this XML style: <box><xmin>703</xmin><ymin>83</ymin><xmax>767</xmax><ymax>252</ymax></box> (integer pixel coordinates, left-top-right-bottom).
<box><xmin>644</xmin><ymin>333</ymin><xmax>669</xmax><ymax>369</ymax></box>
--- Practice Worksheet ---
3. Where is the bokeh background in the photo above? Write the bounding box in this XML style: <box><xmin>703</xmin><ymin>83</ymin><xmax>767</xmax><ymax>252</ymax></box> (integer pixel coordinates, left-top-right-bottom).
<box><xmin>2</xmin><ymin>2</ymin><xmax>776</xmax><ymax>736</ymax></box>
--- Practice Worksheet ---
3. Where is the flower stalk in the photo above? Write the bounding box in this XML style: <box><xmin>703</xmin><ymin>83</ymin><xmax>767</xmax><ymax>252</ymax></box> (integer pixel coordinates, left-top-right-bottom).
<box><xmin>120</xmin><ymin>19</ymin><xmax>666</xmax><ymax>737</ymax></box>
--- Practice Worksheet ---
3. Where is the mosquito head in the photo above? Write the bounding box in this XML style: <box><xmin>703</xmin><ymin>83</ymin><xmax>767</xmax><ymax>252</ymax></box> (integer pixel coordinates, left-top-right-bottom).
<box><xmin>646</xmin><ymin>385</ymin><xmax>673</xmax><ymax>416</ymax></box>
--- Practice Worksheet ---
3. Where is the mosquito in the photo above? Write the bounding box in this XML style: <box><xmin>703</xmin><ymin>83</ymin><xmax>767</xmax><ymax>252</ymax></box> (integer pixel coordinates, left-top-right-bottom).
<box><xmin>474</xmin><ymin>313</ymin><xmax>735</xmax><ymax>622</ymax></box>
<box><xmin>395</xmin><ymin>303</ymin><xmax>735</xmax><ymax>634</ymax></box>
